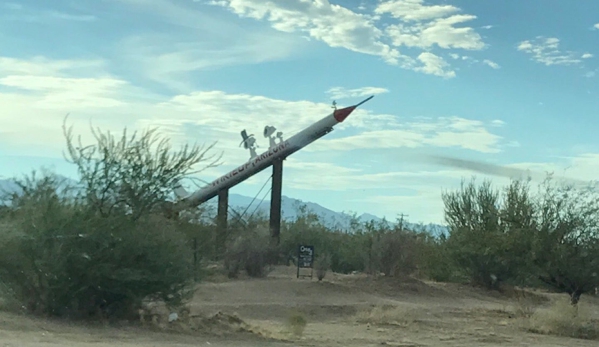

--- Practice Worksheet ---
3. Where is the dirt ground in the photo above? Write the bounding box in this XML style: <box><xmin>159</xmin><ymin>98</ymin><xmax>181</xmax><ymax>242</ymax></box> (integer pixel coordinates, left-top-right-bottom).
<box><xmin>2</xmin><ymin>265</ymin><xmax>599</xmax><ymax>347</ymax></box>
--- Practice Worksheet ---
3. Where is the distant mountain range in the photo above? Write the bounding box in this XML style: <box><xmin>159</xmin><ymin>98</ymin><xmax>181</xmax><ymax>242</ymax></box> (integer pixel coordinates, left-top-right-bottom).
<box><xmin>201</xmin><ymin>193</ymin><xmax>448</xmax><ymax>237</ymax></box>
<box><xmin>0</xmin><ymin>178</ymin><xmax>448</xmax><ymax>237</ymax></box>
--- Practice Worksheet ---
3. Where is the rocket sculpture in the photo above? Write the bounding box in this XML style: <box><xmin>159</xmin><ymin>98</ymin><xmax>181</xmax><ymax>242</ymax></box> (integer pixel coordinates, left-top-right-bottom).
<box><xmin>173</xmin><ymin>96</ymin><xmax>374</xmax><ymax>211</ymax></box>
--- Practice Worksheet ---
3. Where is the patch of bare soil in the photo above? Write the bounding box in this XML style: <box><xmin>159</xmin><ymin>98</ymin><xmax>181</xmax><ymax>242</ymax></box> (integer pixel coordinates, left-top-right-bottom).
<box><xmin>2</xmin><ymin>265</ymin><xmax>599</xmax><ymax>347</ymax></box>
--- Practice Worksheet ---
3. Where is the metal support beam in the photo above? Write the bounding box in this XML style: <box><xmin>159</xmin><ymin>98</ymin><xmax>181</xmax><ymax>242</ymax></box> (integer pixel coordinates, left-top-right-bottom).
<box><xmin>270</xmin><ymin>159</ymin><xmax>283</xmax><ymax>245</ymax></box>
<box><xmin>216</xmin><ymin>189</ymin><xmax>229</xmax><ymax>258</ymax></box>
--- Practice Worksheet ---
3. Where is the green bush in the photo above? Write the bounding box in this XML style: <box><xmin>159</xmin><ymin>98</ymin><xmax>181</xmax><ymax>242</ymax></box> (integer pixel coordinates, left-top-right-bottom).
<box><xmin>443</xmin><ymin>179</ymin><xmax>525</xmax><ymax>289</ymax></box>
<box><xmin>224</xmin><ymin>225</ymin><xmax>277</xmax><ymax>278</ymax></box>
<box><xmin>370</xmin><ymin>230</ymin><xmax>419</xmax><ymax>277</ymax></box>
<box><xmin>0</xmin><ymin>174</ymin><xmax>195</xmax><ymax>320</ymax></box>
<box><xmin>418</xmin><ymin>234</ymin><xmax>464</xmax><ymax>282</ymax></box>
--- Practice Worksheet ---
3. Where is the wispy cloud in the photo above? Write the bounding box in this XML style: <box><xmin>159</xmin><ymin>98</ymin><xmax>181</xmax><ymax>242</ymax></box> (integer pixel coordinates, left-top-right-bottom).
<box><xmin>310</xmin><ymin>117</ymin><xmax>505</xmax><ymax>153</ymax></box>
<box><xmin>0</xmin><ymin>2</ymin><xmax>96</xmax><ymax>23</ymax></box>
<box><xmin>448</xmin><ymin>55</ymin><xmax>500</xmax><ymax>69</ymax></box>
<box><xmin>517</xmin><ymin>37</ymin><xmax>585</xmax><ymax>66</ymax></box>
<box><xmin>118</xmin><ymin>32</ymin><xmax>302</xmax><ymax>92</ymax></box>
<box><xmin>113</xmin><ymin>0</ymin><xmax>306</xmax><ymax>92</ymax></box>
<box><xmin>326</xmin><ymin>86</ymin><xmax>389</xmax><ymax>100</ymax></box>
<box><xmin>483</xmin><ymin>59</ymin><xmax>500</xmax><ymax>69</ymax></box>
<box><xmin>208</xmin><ymin>0</ymin><xmax>402</xmax><ymax>64</ymax></box>
<box><xmin>279</xmin><ymin>153</ymin><xmax>599</xmax><ymax>223</ymax></box>
<box><xmin>48</xmin><ymin>11</ymin><xmax>96</xmax><ymax>22</ymax></box>
<box><xmin>210</xmin><ymin>0</ymin><xmax>492</xmax><ymax>78</ymax></box>
<box><xmin>2</xmin><ymin>2</ymin><xmax>23</xmax><ymax>10</ymax></box>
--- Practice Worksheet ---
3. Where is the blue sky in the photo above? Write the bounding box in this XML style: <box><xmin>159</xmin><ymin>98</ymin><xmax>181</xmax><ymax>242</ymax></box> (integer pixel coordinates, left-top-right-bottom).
<box><xmin>0</xmin><ymin>0</ymin><xmax>598</xmax><ymax>224</ymax></box>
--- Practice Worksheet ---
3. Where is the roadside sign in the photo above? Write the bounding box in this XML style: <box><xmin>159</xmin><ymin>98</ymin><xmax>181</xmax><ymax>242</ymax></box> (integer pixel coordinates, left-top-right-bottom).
<box><xmin>296</xmin><ymin>245</ymin><xmax>314</xmax><ymax>279</ymax></box>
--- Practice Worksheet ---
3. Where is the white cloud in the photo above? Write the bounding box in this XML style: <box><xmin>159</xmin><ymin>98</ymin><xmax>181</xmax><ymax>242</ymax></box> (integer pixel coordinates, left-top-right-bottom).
<box><xmin>413</xmin><ymin>52</ymin><xmax>455</xmax><ymax>78</ymax></box>
<box><xmin>517</xmin><ymin>37</ymin><xmax>583</xmax><ymax>66</ymax></box>
<box><xmin>491</xmin><ymin>120</ymin><xmax>505</xmax><ymax>127</ymax></box>
<box><xmin>209</xmin><ymin>0</ymin><xmax>402</xmax><ymax>64</ymax></box>
<box><xmin>582</xmin><ymin>53</ymin><xmax>593</xmax><ymax>59</ymax></box>
<box><xmin>310</xmin><ymin>116</ymin><xmax>503</xmax><ymax>153</ymax></box>
<box><xmin>375</xmin><ymin>0</ymin><xmax>459</xmax><ymax>21</ymax></box>
<box><xmin>0</xmin><ymin>55</ymin><xmax>508</xmax><ymax>164</ymax></box>
<box><xmin>0</xmin><ymin>55</ymin><xmax>522</xmax><ymax>224</ymax></box>
<box><xmin>0</xmin><ymin>75</ymin><xmax>127</xmax><ymax>108</ymax></box>
<box><xmin>377</xmin><ymin>0</ymin><xmax>485</xmax><ymax>51</ymax></box>
<box><xmin>0</xmin><ymin>56</ymin><xmax>104</xmax><ymax>75</ymax></box>
<box><xmin>594</xmin><ymin>23</ymin><xmax>599</xmax><ymax>30</ymax></box>
<box><xmin>483</xmin><ymin>59</ymin><xmax>500</xmax><ymax>69</ymax></box>
<box><xmin>326</xmin><ymin>86</ymin><xmax>389</xmax><ymax>100</ymax></box>
<box><xmin>0</xmin><ymin>56</ymin><xmax>146</xmax><ymax>111</ymax></box>
<box><xmin>211</xmin><ymin>0</ymin><xmax>491</xmax><ymax>78</ymax></box>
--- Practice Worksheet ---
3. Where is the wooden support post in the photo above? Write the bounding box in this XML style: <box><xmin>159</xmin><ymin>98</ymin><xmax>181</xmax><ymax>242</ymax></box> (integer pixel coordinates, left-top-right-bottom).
<box><xmin>270</xmin><ymin>159</ymin><xmax>283</xmax><ymax>246</ymax></box>
<box><xmin>216</xmin><ymin>189</ymin><xmax>229</xmax><ymax>259</ymax></box>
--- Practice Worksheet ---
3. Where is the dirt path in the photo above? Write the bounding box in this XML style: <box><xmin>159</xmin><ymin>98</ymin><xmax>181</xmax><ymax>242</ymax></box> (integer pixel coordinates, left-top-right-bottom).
<box><xmin>2</xmin><ymin>266</ymin><xmax>598</xmax><ymax>346</ymax></box>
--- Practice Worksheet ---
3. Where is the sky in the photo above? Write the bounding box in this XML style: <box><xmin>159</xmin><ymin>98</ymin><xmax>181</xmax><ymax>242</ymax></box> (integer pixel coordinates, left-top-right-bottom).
<box><xmin>0</xmin><ymin>0</ymin><xmax>598</xmax><ymax>225</ymax></box>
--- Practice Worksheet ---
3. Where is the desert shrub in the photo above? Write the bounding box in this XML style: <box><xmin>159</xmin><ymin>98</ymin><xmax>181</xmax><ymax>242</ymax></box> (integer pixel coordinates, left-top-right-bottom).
<box><xmin>527</xmin><ymin>298</ymin><xmax>599</xmax><ymax>340</ymax></box>
<box><xmin>314</xmin><ymin>253</ymin><xmax>332</xmax><ymax>281</ymax></box>
<box><xmin>443</xmin><ymin>176</ymin><xmax>599</xmax><ymax>304</ymax></box>
<box><xmin>0</xmin><ymin>113</ymin><xmax>223</xmax><ymax>320</ymax></box>
<box><xmin>370</xmin><ymin>230</ymin><xmax>419</xmax><ymax>277</ymax></box>
<box><xmin>224</xmin><ymin>225</ymin><xmax>277</xmax><ymax>278</ymax></box>
<box><xmin>61</xmin><ymin>117</ymin><xmax>221</xmax><ymax>221</ymax></box>
<box><xmin>0</xmin><ymin>176</ymin><xmax>195</xmax><ymax>319</ymax></box>
<box><xmin>443</xmin><ymin>179</ymin><xmax>535</xmax><ymax>289</ymax></box>
<box><xmin>529</xmin><ymin>178</ymin><xmax>599</xmax><ymax>305</ymax></box>
<box><xmin>418</xmin><ymin>234</ymin><xmax>464</xmax><ymax>282</ymax></box>
<box><xmin>287</xmin><ymin>311</ymin><xmax>307</xmax><ymax>337</ymax></box>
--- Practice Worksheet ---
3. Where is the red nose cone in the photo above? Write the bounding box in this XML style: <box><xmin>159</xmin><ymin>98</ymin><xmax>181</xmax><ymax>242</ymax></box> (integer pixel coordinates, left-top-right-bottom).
<box><xmin>333</xmin><ymin>106</ymin><xmax>356</xmax><ymax>122</ymax></box>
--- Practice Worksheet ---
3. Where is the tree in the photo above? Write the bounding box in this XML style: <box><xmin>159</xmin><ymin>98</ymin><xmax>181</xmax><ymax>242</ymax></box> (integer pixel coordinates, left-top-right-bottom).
<box><xmin>0</xmin><ymin>118</ymin><xmax>225</xmax><ymax>319</ymax></box>
<box><xmin>62</xmin><ymin>116</ymin><xmax>222</xmax><ymax>220</ymax></box>
<box><xmin>530</xmin><ymin>177</ymin><xmax>599</xmax><ymax>305</ymax></box>
<box><xmin>443</xmin><ymin>175</ymin><xmax>599</xmax><ymax>305</ymax></box>
<box><xmin>442</xmin><ymin>178</ymin><xmax>516</xmax><ymax>289</ymax></box>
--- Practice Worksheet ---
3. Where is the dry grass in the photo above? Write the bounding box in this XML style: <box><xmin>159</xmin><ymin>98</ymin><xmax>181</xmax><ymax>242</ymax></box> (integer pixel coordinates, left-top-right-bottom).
<box><xmin>286</xmin><ymin>311</ymin><xmax>307</xmax><ymax>337</ymax></box>
<box><xmin>355</xmin><ymin>305</ymin><xmax>424</xmax><ymax>327</ymax></box>
<box><xmin>509</xmin><ymin>291</ymin><xmax>541</xmax><ymax>318</ymax></box>
<box><xmin>525</xmin><ymin>298</ymin><xmax>599</xmax><ymax>340</ymax></box>
<box><xmin>3</xmin><ymin>269</ymin><xmax>599</xmax><ymax>347</ymax></box>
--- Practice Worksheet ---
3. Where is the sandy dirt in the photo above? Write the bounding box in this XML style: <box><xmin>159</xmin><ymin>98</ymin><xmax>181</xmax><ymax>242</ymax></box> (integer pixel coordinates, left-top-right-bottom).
<box><xmin>2</xmin><ymin>265</ymin><xmax>599</xmax><ymax>347</ymax></box>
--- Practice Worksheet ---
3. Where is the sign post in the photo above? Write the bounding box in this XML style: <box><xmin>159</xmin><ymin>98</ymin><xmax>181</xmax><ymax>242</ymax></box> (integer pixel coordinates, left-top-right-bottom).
<box><xmin>296</xmin><ymin>245</ymin><xmax>314</xmax><ymax>279</ymax></box>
